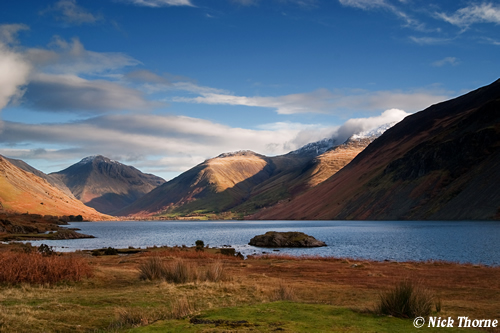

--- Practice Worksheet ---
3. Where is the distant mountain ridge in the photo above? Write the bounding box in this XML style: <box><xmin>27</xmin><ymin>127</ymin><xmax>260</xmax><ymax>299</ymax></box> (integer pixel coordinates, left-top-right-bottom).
<box><xmin>50</xmin><ymin>155</ymin><xmax>165</xmax><ymax>215</ymax></box>
<box><xmin>253</xmin><ymin>78</ymin><xmax>500</xmax><ymax>220</ymax></box>
<box><xmin>118</xmin><ymin>123</ymin><xmax>395</xmax><ymax>218</ymax></box>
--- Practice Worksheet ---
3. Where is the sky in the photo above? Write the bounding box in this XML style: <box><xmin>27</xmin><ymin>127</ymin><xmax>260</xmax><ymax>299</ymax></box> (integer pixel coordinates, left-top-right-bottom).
<box><xmin>0</xmin><ymin>0</ymin><xmax>499</xmax><ymax>180</ymax></box>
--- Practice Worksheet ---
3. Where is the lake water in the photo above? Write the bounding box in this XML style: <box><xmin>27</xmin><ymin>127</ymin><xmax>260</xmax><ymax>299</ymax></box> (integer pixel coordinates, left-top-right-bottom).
<box><xmin>24</xmin><ymin>220</ymin><xmax>500</xmax><ymax>266</ymax></box>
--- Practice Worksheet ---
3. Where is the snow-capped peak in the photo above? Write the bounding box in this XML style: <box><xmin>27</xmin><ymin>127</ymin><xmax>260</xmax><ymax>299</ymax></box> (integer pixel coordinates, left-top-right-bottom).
<box><xmin>289</xmin><ymin>137</ymin><xmax>337</xmax><ymax>156</ymax></box>
<box><xmin>349</xmin><ymin>121</ymin><xmax>397</xmax><ymax>141</ymax></box>
<box><xmin>78</xmin><ymin>155</ymin><xmax>119</xmax><ymax>165</ymax></box>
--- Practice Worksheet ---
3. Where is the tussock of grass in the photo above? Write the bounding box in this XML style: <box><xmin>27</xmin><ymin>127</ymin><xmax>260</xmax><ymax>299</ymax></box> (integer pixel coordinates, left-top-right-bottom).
<box><xmin>0</xmin><ymin>251</ymin><xmax>92</xmax><ymax>285</ymax></box>
<box><xmin>272</xmin><ymin>281</ymin><xmax>296</xmax><ymax>301</ymax></box>
<box><xmin>203</xmin><ymin>260</ymin><xmax>226</xmax><ymax>282</ymax></box>
<box><xmin>138</xmin><ymin>256</ymin><xmax>166</xmax><ymax>281</ymax></box>
<box><xmin>377</xmin><ymin>280</ymin><xmax>434</xmax><ymax>318</ymax></box>
<box><xmin>139</xmin><ymin>257</ymin><xmax>227</xmax><ymax>283</ymax></box>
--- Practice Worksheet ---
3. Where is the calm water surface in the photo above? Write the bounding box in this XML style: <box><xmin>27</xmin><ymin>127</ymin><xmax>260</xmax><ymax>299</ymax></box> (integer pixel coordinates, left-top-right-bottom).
<box><xmin>25</xmin><ymin>220</ymin><xmax>500</xmax><ymax>266</ymax></box>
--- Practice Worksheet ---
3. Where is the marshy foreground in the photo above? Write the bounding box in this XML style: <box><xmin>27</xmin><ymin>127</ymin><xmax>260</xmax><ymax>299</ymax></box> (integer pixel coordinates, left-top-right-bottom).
<box><xmin>0</xmin><ymin>244</ymin><xmax>499</xmax><ymax>332</ymax></box>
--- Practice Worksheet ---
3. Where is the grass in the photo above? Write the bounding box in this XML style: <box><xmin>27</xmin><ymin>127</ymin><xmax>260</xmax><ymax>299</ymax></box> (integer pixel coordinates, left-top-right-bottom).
<box><xmin>0</xmin><ymin>251</ymin><xmax>93</xmax><ymax>285</ymax></box>
<box><xmin>139</xmin><ymin>257</ymin><xmax>227</xmax><ymax>283</ymax></box>
<box><xmin>0</xmin><ymin>246</ymin><xmax>498</xmax><ymax>332</ymax></box>
<box><xmin>128</xmin><ymin>302</ymin><xmax>477</xmax><ymax>333</ymax></box>
<box><xmin>377</xmin><ymin>279</ymin><xmax>435</xmax><ymax>318</ymax></box>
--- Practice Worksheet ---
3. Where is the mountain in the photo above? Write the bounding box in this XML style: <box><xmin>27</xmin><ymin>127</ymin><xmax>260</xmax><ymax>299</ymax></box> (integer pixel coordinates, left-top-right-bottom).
<box><xmin>253</xmin><ymin>78</ymin><xmax>500</xmax><ymax>220</ymax></box>
<box><xmin>50</xmin><ymin>156</ymin><xmax>165</xmax><ymax>215</ymax></box>
<box><xmin>0</xmin><ymin>155</ymin><xmax>108</xmax><ymax>220</ymax></box>
<box><xmin>118</xmin><ymin>151</ymin><xmax>284</xmax><ymax>217</ymax></box>
<box><xmin>5</xmin><ymin>157</ymin><xmax>75</xmax><ymax>198</ymax></box>
<box><xmin>118</xmin><ymin>134</ymin><xmax>380</xmax><ymax>218</ymax></box>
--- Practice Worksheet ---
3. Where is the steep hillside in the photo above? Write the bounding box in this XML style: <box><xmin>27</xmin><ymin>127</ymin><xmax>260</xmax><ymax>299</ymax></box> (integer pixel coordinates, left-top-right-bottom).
<box><xmin>235</xmin><ymin>138</ymin><xmax>374</xmax><ymax>213</ymax></box>
<box><xmin>253</xmin><ymin>78</ymin><xmax>500</xmax><ymax>220</ymax></box>
<box><xmin>50</xmin><ymin>156</ymin><xmax>165</xmax><ymax>215</ymax></box>
<box><xmin>0</xmin><ymin>155</ymin><xmax>108</xmax><ymax>220</ymax></box>
<box><xmin>5</xmin><ymin>157</ymin><xmax>75</xmax><ymax>198</ymax></box>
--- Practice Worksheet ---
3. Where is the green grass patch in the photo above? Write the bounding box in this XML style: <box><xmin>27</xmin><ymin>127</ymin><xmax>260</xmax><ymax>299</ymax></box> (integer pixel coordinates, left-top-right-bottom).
<box><xmin>128</xmin><ymin>302</ymin><xmax>479</xmax><ymax>332</ymax></box>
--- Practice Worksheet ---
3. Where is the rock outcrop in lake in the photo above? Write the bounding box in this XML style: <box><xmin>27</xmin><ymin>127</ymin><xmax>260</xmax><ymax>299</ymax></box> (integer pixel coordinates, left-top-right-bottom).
<box><xmin>249</xmin><ymin>231</ymin><xmax>326</xmax><ymax>248</ymax></box>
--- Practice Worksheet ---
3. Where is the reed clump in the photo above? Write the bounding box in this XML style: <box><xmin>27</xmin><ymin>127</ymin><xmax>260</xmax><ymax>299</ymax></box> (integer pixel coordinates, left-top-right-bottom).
<box><xmin>377</xmin><ymin>280</ymin><xmax>434</xmax><ymax>318</ymax></box>
<box><xmin>0</xmin><ymin>251</ymin><xmax>93</xmax><ymax>285</ymax></box>
<box><xmin>138</xmin><ymin>257</ymin><xmax>227</xmax><ymax>283</ymax></box>
<box><xmin>272</xmin><ymin>281</ymin><xmax>297</xmax><ymax>301</ymax></box>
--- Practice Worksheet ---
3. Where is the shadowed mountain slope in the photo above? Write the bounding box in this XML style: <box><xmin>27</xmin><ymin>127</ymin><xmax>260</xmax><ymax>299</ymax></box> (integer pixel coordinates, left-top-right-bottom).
<box><xmin>50</xmin><ymin>156</ymin><xmax>165</xmax><ymax>215</ymax></box>
<box><xmin>0</xmin><ymin>155</ymin><xmax>108</xmax><ymax>220</ymax></box>
<box><xmin>119</xmin><ymin>136</ymin><xmax>375</xmax><ymax>218</ymax></box>
<box><xmin>253</xmin><ymin>79</ymin><xmax>500</xmax><ymax>220</ymax></box>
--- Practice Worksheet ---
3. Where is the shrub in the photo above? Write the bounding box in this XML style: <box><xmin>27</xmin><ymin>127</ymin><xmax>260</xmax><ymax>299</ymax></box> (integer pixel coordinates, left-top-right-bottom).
<box><xmin>138</xmin><ymin>257</ymin><xmax>166</xmax><ymax>281</ymax></box>
<box><xmin>38</xmin><ymin>244</ymin><xmax>55</xmax><ymax>256</ymax></box>
<box><xmin>195</xmin><ymin>240</ymin><xmax>204</xmax><ymax>252</ymax></box>
<box><xmin>104</xmin><ymin>247</ymin><xmax>118</xmax><ymax>255</ymax></box>
<box><xmin>377</xmin><ymin>280</ymin><xmax>434</xmax><ymax>318</ymax></box>
<box><xmin>0</xmin><ymin>252</ymin><xmax>93</xmax><ymax>285</ymax></box>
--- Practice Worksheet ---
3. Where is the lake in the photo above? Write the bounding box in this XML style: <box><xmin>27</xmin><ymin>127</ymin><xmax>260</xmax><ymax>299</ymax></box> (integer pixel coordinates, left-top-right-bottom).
<box><xmin>24</xmin><ymin>220</ymin><xmax>500</xmax><ymax>266</ymax></box>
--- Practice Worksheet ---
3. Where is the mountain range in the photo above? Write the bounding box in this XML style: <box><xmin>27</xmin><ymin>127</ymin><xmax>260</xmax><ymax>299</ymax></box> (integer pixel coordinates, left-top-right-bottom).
<box><xmin>118</xmin><ymin>134</ymin><xmax>378</xmax><ymax>218</ymax></box>
<box><xmin>253</xmin><ymin>78</ymin><xmax>500</xmax><ymax>220</ymax></box>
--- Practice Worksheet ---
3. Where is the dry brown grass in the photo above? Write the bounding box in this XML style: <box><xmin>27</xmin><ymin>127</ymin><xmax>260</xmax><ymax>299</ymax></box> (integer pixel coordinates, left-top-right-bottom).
<box><xmin>0</xmin><ymin>251</ymin><xmax>93</xmax><ymax>284</ymax></box>
<box><xmin>139</xmin><ymin>257</ymin><xmax>228</xmax><ymax>283</ymax></box>
<box><xmin>272</xmin><ymin>280</ymin><xmax>297</xmax><ymax>301</ymax></box>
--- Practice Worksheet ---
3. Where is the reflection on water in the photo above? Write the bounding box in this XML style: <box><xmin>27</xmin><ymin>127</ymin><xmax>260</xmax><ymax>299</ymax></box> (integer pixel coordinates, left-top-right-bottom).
<box><xmin>25</xmin><ymin>220</ymin><xmax>500</xmax><ymax>266</ymax></box>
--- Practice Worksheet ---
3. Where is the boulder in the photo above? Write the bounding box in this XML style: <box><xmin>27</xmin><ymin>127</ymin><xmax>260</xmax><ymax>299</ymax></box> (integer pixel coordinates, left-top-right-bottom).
<box><xmin>249</xmin><ymin>231</ymin><xmax>326</xmax><ymax>248</ymax></box>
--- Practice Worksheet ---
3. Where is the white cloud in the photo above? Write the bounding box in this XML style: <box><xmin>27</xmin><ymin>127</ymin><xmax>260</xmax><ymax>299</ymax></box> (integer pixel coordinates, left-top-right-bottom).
<box><xmin>339</xmin><ymin>0</ymin><xmax>424</xmax><ymax>30</ymax></box>
<box><xmin>481</xmin><ymin>37</ymin><xmax>500</xmax><ymax>45</ymax></box>
<box><xmin>0</xmin><ymin>109</ymin><xmax>410</xmax><ymax>178</ymax></box>
<box><xmin>0</xmin><ymin>34</ymin><xmax>153</xmax><ymax>114</ymax></box>
<box><xmin>0</xmin><ymin>24</ymin><xmax>29</xmax><ymax>44</ymax></box>
<box><xmin>230</xmin><ymin>0</ymin><xmax>259</xmax><ymax>6</ymax></box>
<box><xmin>334</xmin><ymin>108</ymin><xmax>409</xmax><ymax>142</ymax></box>
<box><xmin>41</xmin><ymin>0</ymin><xmax>102</xmax><ymax>25</ymax></box>
<box><xmin>38</xmin><ymin>37</ymin><xmax>141</xmax><ymax>75</ymax></box>
<box><xmin>432</xmin><ymin>57</ymin><xmax>459</xmax><ymax>67</ymax></box>
<box><xmin>339</xmin><ymin>0</ymin><xmax>390</xmax><ymax>10</ymax></box>
<box><xmin>409</xmin><ymin>36</ymin><xmax>452</xmax><ymax>45</ymax></box>
<box><xmin>0</xmin><ymin>26</ymin><xmax>32</xmax><ymax>111</ymax></box>
<box><xmin>118</xmin><ymin>0</ymin><xmax>195</xmax><ymax>7</ymax></box>
<box><xmin>436</xmin><ymin>3</ymin><xmax>500</xmax><ymax>28</ymax></box>
<box><xmin>0</xmin><ymin>114</ymin><xmax>304</xmax><ymax>175</ymax></box>
<box><xmin>174</xmin><ymin>88</ymin><xmax>448</xmax><ymax>115</ymax></box>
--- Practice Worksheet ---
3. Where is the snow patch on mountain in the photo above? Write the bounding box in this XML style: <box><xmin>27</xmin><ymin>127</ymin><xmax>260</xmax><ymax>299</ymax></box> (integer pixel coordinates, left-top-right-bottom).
<box><xmin>350</xmin><ymin>121</ymin><xmax>397</xmax><ymax>140</ymax></box>
<box><xmin>78</xmin><ymin>155</ymin><xmax>119</xmax><ymax>165</ymax></box>
<box><xmin>290</xmin><ymin>121</ymin><xmax>398</xmax><ymax>157</ymax></box>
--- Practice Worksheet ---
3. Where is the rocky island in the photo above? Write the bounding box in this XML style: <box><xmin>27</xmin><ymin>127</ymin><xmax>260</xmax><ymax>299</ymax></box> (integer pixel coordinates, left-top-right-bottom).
<box><xmin>249</xmin><ymin>231</ymin><xmax>326</xmax><ymax>248</ymax></box>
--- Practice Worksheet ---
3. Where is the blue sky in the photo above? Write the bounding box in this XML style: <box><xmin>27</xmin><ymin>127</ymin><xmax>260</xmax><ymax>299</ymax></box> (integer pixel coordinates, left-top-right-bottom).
<box><xmin>0</xmin><ymin>0</ymin><xmax>499</xmax><ymax>180</ymax></box>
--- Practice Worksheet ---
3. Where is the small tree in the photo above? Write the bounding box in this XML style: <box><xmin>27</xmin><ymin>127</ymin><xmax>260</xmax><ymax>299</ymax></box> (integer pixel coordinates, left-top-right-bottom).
<box><xmin>195</xmin><ymin>240</ymin><xmax>204</xmax><ymax>252</ymax></box>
